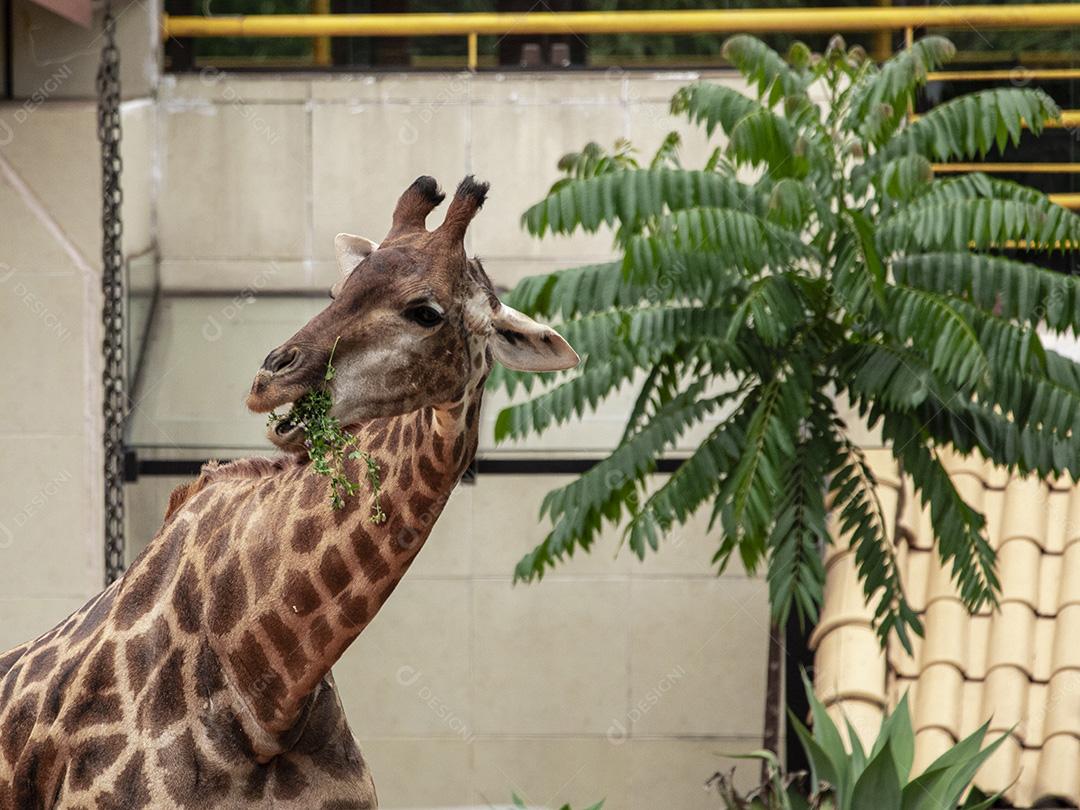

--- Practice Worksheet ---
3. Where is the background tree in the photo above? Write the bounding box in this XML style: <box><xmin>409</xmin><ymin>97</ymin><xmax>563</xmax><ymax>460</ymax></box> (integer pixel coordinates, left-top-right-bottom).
<box><xmin>490</xmin><ymin>33</ymin><xmax>1079</xmax><ymax>651</ymax></box>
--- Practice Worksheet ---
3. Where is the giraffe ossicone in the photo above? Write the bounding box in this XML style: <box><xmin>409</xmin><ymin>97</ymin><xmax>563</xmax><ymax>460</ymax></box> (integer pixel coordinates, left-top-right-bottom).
<box><xmin>0</xmin><ymin>176</ymin><xmax>577</xmax><ymax>809</ymax></box>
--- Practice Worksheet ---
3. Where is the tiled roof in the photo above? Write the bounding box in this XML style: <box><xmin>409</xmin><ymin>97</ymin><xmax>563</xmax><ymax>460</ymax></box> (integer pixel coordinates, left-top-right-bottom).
<box><xmin>812</xmin><ymin>449</ymin><xmax>1080</xmax><ymax>809</ymax></box>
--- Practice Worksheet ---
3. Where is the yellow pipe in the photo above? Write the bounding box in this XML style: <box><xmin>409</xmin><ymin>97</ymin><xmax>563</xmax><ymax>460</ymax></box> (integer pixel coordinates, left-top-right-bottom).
<box><xmin>161</xmin><ymin>5</ymin><xmax>1080</xmax><ymax>40</ymax></box>
<box><xmin>910</xmin><ymin>110</ymin><xmax>1080</xmax><ymax>128</ymax></box>
<box><xmin>1048</xmin><ymin>111</ymin><xmax>1080</xmax><ymax>128</ymax></box>
<box><xmin>927</xmin><ymin>68</ymin><xmax>1080</xmax><ymax>81</ymax></box>
<box><xmin>467</xmin><ymin>31</ymin><xmax>477</xmax><ymax>72</ymax></box>
<box><xmin>1050</xmin><ymin>194</ymin><xmax>1080</xmax><ymax>210</ymax></box>
<box><xmin>934</xmin><ymin>163</ymin><xmax>1080</xmax><ymax>173</ymax></box>
<box><xmin>312</xmin><ymin>0</ymin><xmax>331</xmax><ymax>67</ymax></box>
<box><xmin>872</xmin><ymin>0</ymin><xmax>892</xmax><ymax>63</ymax></box>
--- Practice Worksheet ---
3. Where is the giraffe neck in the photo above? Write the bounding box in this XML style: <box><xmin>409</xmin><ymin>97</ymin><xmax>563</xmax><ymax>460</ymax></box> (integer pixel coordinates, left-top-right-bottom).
<box><xmin>206</xmin><ymin>379</ymin><xmax>485</xmax><ymax>752</ymax></box>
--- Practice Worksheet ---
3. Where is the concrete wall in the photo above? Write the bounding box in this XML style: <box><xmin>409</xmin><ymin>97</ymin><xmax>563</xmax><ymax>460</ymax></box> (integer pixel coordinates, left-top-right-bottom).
<box><xmin>155</xmin><ymin>70</ymin><xmax>740</xmax><ymax>294</ymax></box>
<box><xmin>0</xmin><ymin>0</ymin><xmax>156</xmax><ymax>658</ymax></box>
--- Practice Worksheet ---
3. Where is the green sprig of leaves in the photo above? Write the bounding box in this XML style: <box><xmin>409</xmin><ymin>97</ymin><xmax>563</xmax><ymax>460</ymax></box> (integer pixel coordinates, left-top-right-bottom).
<box><xmin>268</xmin><ymin>337</ymin><xmax>386</xmax><ymax>521</ymax></box>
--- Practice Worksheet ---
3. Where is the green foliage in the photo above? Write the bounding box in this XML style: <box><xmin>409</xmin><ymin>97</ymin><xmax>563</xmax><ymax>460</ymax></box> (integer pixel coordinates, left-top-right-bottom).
<box><xmin>268</xmin><ymin>340</ymin><xmax>385</xmax><ymax>520</ymax></box>
<box><xmin>490</xmin><ymin>33</ymin><xmax>1079</xmax><ymax>650</ymax></box>
<box><xmin>710</xmin><ymin>675</ymin><xmax>1006</xmax><ymax>810</ymax></box>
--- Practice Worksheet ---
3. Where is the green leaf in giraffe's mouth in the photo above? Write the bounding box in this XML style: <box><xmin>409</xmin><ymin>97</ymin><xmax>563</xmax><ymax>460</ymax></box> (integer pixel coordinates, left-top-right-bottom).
<box><xmin>266</xmin><ymin>353</ymin><xmax>385</xmax><ymax>522</ymax></box>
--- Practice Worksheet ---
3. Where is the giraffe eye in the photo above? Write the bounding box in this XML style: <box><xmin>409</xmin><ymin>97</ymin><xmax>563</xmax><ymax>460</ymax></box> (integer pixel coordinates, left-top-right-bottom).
<box><xmin>406</xmin><ymin>304</ymin><xmax>444</xmax><ymax>328</ymax></box>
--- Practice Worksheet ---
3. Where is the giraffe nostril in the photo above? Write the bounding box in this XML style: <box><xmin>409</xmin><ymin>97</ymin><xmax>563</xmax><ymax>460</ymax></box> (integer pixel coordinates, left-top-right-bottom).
<box><xmin>262</xmin><ymin>347</ymin><xmax>301</xmax><ymax>375</ymax></box>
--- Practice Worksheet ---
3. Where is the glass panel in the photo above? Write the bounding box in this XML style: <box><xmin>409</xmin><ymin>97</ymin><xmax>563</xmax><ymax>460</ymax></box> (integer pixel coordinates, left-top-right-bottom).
<box><xmin>125</xmin><ymin>251</ymin><xmax>158</xmax><ymax>390</ymax></box>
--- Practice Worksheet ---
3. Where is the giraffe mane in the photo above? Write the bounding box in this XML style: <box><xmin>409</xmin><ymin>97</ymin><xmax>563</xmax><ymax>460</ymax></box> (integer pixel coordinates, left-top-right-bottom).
<box><xmin>163</xmin><ymin>457</ymin><xmax>292</xmax><ymax>522</ymax></box>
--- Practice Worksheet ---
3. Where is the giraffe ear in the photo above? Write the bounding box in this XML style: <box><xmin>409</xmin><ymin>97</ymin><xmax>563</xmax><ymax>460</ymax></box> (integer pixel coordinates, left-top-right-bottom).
<box><xmin>331</xmin><ymin>233</ymin><xmax>379</xmax><ymax>298</ymax></box>
<box><xmin>490</xmin><ymin>304</ymin><xmax>579</xmax><ymax>373</ymax></box>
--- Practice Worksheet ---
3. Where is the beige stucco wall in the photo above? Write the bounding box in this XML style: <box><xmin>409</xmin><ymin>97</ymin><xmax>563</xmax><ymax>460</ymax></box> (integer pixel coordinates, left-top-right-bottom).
<box><xmin>0</xmin><ymin>0</ymin><xmax>156</xmax><ymax>657</ymax></box>
<box><xmin>1</xmin><ymin>44</ymin><xmax>772</xmax><ymax>808</ymax></box>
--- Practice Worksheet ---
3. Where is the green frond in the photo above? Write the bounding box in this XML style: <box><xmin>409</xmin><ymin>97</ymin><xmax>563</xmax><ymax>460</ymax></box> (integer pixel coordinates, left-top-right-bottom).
<box><xmin>764</xmin><ymin>177</ymin><xmax>815</xmax><ymax>228</ymax></box>
<box><xmin>721</xmin><ymin>34</ymin><xmax>809</xmax><ymax>105</ymax></box>
<box><xmin>502</xmin><ymin>261</ymin><xmax>626</xmax><ymax>321</ymax></box>
<box><xmin>501</xmin><ymin>247</ymin><xmax>747</xmax><ymax>325</ymax></box>
<box><xmin>727</xmin><ymin>107</ymin><xmax>807</xmax><ymax>178</ymax></box>
<box><xmin>892</xmin><ymin>394</ymin><xmax>1080</xmax><ymax>482</ymax></box>
<box><xmin>878</xmin><ymin>198</ymin><xmax>1080</xmax><ymax>252</ymax></box>
<box><xmin>877</xmin><ymin>154</ymin><xmax>934</xmax><ymax>201</ymax></box>
<box><xmin>864</xmin><ymin>87</ymin><xmax>1059</xmax><ymax>170</ymax></box>
<box><xmin>993</xmin><ymin>362</ymin><xmax>1080</xmax><ymax>439</ymax></box>
<box><xmin>830</xmin><ymin>226</ymin><xmax>877</xmax><ymax>322</ymax></box>
<box><xmin>512</xmin><ymin>382</ymin><xmax>734</xmax><ymax>583</ymax></box>
<box><xmin>947</xmin><ymin>296</ymin><xmax>1046</xmax><ymax>374</ymax></box>
<box><xmin>621</xmin><ymin>236</ymin><xmax>751</xmax><ymax>295</ymax></box>
<box><xmin>494</xmin><ymin>349</ymin><xmax>642</xmax><ymax>442</ymax></box>
<box><xmin>766</xmin><ymin>392</ymin><xmax>835</xmax><ymax>628</ymax></box>
<box><xmin>908</xmin><ymin>172</ymin><xmax>1047</xmax><ymax>207</ymax></box>
<box><xmin>620</xmin><ymin>359</ymin><xmax>683</xmax><ymax>443</ymax></box>
<box><xmin>830</xmin><ymin>434</ymin><xmax>923</xmax><ymax>652</ymax></box>
<box><xmin>846</xmin><ymin>36</ymin><xmax>956</xmax><ymax>144</ymax></box>
<box><xmin>649</xmin><ymin>131</ymin><xmax>682</xmax><ymax>169</ymax></box>
<box><xmin>721</xmin><ymin>371</ymin><xmax>811</xmax><ymax>546</ymax></box>
<box><xmin>892</xmin><ymin>252</ymin><xmax>1080</xmax><ymax>333</ymax></box>
<box><xmin>625</xmin><ymin>413</ymin><xmax>748</xmax><ymax>557</ymax></box>
<box><xmin>882</xmin><ymin>412</ymin><xmax>1000</xmax><ymax>611</ymax></box>
<box><xmin>841</xmin><ymin>340</ymin><xmax>935</xmax><ymax>410</ymax></box>
<box><xmin>882</xmin><ymin>285</ymin><xmax>989</xmax><ymax>390</ymax></box>
<box><xmin>554</xmin><ymin>139</ymin><xmax>639</xmax><ymax>182</ymax></box>
<box><xmin>494</xmin><ymin>305</ymin><xmax>748</xmax><ymax>440</ymax></box>
<box><xmin>670</xmin><ymin>81</ymin><xmax>763</xmax><ymax>137</ymax></box>
<box><xmin>521</xmin><ymin>168</ymin><xmax>758</xmax><ymax>237</ymax></box>
<box><xmin>727</xmin><ymin>273</ymin><xmax>809</xmax><ymax>346</ymax></box>
<box><xmin>501</xmin><ymin>35</ymin><xmax>1072</xmax><ymax>652</ymax></box>
<box><xmin>637</xmin><ymin>207</ymin><xmax>813</xmax><ymax>274</ymax></box>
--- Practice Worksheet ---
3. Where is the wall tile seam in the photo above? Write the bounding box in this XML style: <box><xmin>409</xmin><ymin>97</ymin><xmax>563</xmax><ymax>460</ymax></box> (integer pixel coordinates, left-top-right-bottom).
<box><xmin>0</xmin><ymin>99</ymin><xmax>99</xmax><ymax>112</ymax></box>
<box><xmin>160</xmin><ymin>100</ymin><xmax>309</xmax><ymax>111</ymax></box>
<box><xmin>303</xmin><ymin>90</ymin><xmax>315</xmax><ymax>285</ymax></box>
<box><xmin>160</xmin><ymin>98</ymin><xmax>662</xmax><ymax>109</ymax></box>
<box><xmin>352</xmin><ymin>733</ymin><xmax>768</xmax><ymax>741</ymax></box>
<box><xmin>156</xmin><ymin>253</ymin><xmax>621</xmax><ymax>262</ymax></box>
<box><xmin>157</xmin><ymin>255</ymin><xmax>314</xmax><ymax>263</ymax></box>
<box><xmin>0</xmin><ymin>269</ymin><xmax>84</xmax><ymax>277</ymax></box>
<box><xmin>459</xmin><ymin>574</ymin><xmax>762</xmax><ymax>583</ymax></box>
<box><xmin>0</xmin><ymin>591</ymin><xmax>100</xmax><ymax>601</ymax></box>
<box><xmin>119</xmin><ymin>97</ymin><xmax>155</xmax><ymax>113</ymax></box>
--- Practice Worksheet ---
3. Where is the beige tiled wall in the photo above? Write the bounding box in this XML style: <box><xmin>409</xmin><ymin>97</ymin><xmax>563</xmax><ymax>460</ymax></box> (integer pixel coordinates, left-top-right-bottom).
<box><xmin>0</xmin><ymin>0</ymin><xmax>155</xmax><ymax>648</ymax></box>
<box><xmin>157</xmin><ymin>71</ymin><xmax>751</xmax><ymax>294</ymax></box>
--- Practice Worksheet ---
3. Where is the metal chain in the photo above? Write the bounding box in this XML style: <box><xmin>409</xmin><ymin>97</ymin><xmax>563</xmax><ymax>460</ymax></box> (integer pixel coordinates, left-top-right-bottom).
<box><xmin>97</xmin><ymin>0</ymin><xmax>126</xmax><ymax>585</ymax></box>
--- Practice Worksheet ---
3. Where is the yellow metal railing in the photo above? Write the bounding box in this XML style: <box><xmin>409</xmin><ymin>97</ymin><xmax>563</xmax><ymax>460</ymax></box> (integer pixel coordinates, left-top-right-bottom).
<box><xmin>163</xmin><ymin>5</ymin><xmax>1080</xmax><ymax>66</ymax></box>
<box><xmin>163</xmin><ymin>5</ymin><xmax>1080</xmax><ymax>208</ymax></box>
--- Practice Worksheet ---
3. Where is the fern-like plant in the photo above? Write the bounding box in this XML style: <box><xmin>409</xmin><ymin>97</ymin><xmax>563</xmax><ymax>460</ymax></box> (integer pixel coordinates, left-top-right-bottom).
<box><xmin>490</xmin><ymin>34</ymin><xmax>1079</xmax><ymax>650</ymax></box>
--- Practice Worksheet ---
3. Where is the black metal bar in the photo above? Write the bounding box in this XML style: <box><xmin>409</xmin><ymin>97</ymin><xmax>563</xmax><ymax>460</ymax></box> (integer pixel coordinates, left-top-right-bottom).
<box><xmin>128</xmin><ymin>453</ymin><xmax>685</xmax><ymax>480</ymax></box>
<box><xmin>4</xmin><ymin>0</ymin><xmax>13</xmax><ymax>100</ymax></box>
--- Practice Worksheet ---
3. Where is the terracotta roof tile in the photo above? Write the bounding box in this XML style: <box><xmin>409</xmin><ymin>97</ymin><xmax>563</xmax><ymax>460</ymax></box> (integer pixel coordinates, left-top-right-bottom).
<box><xmin>813</xmin><ymin>449</ymin><xmax>1080</xmax><ymax>808</ymax></box>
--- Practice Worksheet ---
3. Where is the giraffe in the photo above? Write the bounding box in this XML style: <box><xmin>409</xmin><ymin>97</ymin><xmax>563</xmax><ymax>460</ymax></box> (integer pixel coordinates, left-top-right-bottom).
<box><xmin>0</xmin><ymin>176</ymin><xmax>578</xmax><ymax>809</ymax></box>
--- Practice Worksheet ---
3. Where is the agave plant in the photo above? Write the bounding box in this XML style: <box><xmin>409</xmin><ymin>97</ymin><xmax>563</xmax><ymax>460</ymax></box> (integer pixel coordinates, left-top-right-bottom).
<box><xmin>489</xmin><ymin>33</ymin><xmax>1080</xmax><ymax>649</ymax></box>
<box><xmin>708</xmin><ymin>675</ymin><xmax>1006</xmax><ymax>810</ymax></box>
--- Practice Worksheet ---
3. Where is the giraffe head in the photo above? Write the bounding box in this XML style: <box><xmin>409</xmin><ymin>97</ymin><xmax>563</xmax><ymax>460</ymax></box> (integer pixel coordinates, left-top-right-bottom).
<box><xmin>247</xmin><ymin>175</ymin><xmax>579</xmax><ymax>449</ymax></box>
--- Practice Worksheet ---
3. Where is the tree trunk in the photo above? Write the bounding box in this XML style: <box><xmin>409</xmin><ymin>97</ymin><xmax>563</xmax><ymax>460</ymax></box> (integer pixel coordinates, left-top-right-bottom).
<box><xmin>761</xmin><ymin>619</ymin><xmax>784</xmax><ymax>783</ymax></box>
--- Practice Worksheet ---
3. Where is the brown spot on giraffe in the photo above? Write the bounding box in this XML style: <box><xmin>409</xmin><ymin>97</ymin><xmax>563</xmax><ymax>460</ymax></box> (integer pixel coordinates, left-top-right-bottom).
<box><xmin>0</xmin><ymin>176</ymin><xmax>577</xmax><ymax>808</ymax></box>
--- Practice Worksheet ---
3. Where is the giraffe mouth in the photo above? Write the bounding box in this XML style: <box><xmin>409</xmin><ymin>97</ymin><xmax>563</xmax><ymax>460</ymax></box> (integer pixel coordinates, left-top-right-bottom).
<box><xmin>267</xmin><ymin>402</ymin><xmax>307</xmax><ymax>450</ymax></box>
